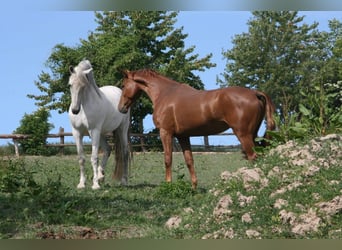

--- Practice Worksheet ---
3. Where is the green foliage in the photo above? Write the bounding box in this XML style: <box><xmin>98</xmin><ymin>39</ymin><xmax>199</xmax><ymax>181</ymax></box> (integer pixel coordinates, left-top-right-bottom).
<box><xmin>220</xmin><ymin>11</ymin><xmax>342</xmax><ymax>146</ymax></box>
<box><xmin>298</xmin><ymin>81</ymin><xmax>342</xmax><ymax>136</ymax></box>
<box><xmin>0</xmin><ymin>158</ymin><xmax>38</xmax><ymax>193</ymax></box>
<box><xmin>13</xmin><ymin>108</ymin><xmax>54</xmax><ymax>155</ymax></box>
<box><xmin>28</xmin><ymin>11</ymin><xmax>215</xmax><ymax>136</ymax></box>
<box><xmin>220</xmin><ymin>11</ymin><xmax>342</xmax><ymax>129</ymax></box>
<box><xmin>262</xmin><ymin>80</ymin><xmax>342</xmax><ymax>146</ymax></box>
<box><xmin>155</xmin><ymin>178</ymin><xmax>194</xmax><ymax>200</ymax></box>
<box><xmin>220</xmin><ymin>11</ymin><xmax>321</xmax><ymax>119</ymax></box>
<box><xmin>0</xmin><ymin>158</ymin><xmax>72</xmax><ymax>238</ymax></box>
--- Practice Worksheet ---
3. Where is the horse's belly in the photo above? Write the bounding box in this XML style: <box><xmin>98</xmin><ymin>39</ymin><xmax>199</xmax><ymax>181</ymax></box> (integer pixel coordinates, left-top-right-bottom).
<box><xmin>176</xmin><ymin>121</ymin><xmax>229</xmax><ymax>137</ymax></box>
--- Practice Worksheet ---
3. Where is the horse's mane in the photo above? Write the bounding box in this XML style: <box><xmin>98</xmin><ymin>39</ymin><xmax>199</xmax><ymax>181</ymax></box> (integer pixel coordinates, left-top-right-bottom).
<box><xmin>132</xmin><ymin>69</ymin><xmax>180</xmax><ymax>85</ymax></box>
<box><xmin>77</xmin><ymin>59</ymin><xmax>92</xmax><ymax>71</ymax></box>
<box><xmin>75</xmin><ymin>59</ymin><xmax>102</xmax><ymax>98</ymax></box>
<box><xmin>133</xmin><ymin>69</ymin><xmax>159</xmax><ymax>78</ymax></box>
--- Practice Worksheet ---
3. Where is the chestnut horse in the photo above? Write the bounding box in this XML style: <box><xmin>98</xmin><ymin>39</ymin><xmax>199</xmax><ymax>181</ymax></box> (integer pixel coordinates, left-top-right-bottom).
<box><xmin>118</xmin><ymin>69</ymin><xmax>275</xmax><ymax>189</ymax></box>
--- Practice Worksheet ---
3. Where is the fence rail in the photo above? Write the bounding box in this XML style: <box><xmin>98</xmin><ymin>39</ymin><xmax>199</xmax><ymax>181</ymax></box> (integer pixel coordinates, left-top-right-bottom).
<box><xmin>0</xmin><ymin>127</ymin><xmax>238</xmax><ymax>157</ymax></box>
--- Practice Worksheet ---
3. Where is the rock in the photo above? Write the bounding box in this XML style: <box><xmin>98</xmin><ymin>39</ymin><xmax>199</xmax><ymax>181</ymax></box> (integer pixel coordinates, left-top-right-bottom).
<box><xmin>241</xmin><ymin>212</ymin><xmax>253</xmax><ymax>223</ymax></box>
<box><xmin>279</xmin><ymin>210</ymin><xmax>296</xmax><ymax>226</ymax></box>
<box><xmin>165</xmin><ymin>216</ymin><xmax>182</xmax><ymax>229</ymax></box>
<box><xmin>318</xmin><ymin>134</ymin><xmax>341</xmax><ymax>141</ymax></box>
<box><xmin>237</xmin><ymin>192</ymin><xmax>256</xmax><ymax>207</ymax></box>
<box><xmin>291</xmin><ymin>208</ymin><xmax>321</xmax><ymax>235</ymax></box>
<box><xmin>274</xmin><ymin>199</ymin><xmax>288</xmax><ymax>209</ymax></box>
<box><xmin>238</xmin><ymin>167</ymin><xmax>269</xmax><ymax>190</ymax></box>
<box><xmin>245</xmin><ymin>229</ymin><xmax>261</xmax><ymax>239</ymax></box>
<box><xmin>213</xmin><ymin>195</ymin><xmax>233</xmax><ymax>218</ymax></box>
<box><xmin>317</xmin><ymin>195</ymin><xmax>342</xmax><ymax>216</ymax></box>
<box><xmin>183</xmin><ymin>207</ymin><xmax>194</xmax><ymax>214</ymax></box>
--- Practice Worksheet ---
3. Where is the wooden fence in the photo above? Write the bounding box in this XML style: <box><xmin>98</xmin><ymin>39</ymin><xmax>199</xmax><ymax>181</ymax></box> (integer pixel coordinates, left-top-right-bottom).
<box><xmin>0</xmin><ymin>127</ymin><xmax>238</xmax><ymax>157</ymax></box>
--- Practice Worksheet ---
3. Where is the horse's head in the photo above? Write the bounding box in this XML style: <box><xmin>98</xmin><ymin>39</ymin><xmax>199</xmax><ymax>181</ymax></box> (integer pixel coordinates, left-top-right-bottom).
<box><xmin>68</xmin><ymin>60</ymin><xmax>93</xmax><ymax>115</ymax></box>
<box><xmin>118</xmin><ymin>70</ymin><xmax>144</xmax><ymax>114</ymax></box>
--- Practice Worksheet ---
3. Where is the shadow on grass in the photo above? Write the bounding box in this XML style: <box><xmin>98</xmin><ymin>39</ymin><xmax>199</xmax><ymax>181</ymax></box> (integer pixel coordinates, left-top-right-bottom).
<box><xmin>0</xmin><ymin>180</ymin><xmax>208</xmax><ymax>238</ymax></box>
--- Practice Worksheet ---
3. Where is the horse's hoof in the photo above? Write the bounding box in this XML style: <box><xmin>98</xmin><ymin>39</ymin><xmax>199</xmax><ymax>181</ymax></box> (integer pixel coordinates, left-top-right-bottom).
<box><xmin>97</xmin><ymin>173</ymin><xmax>105</xmax><ymax>182</ymax></box>
<box><xmin>77</xmin><ymin>183</ymin><xmax>85</xmax><ymax>189</ymax></box>
<box><xmin>121</xmin><ymin>178</ymin><xmax>128</xmax><ymax>186</ymax></box>
<box><xmin>92</xmin><ymin>184</ymin><xmax>101</xmax><ymax>190</ymax></box>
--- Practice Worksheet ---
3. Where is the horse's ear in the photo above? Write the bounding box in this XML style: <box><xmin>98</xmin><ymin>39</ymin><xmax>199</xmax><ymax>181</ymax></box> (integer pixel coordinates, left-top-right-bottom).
<box><xmin>69</xmin><ymin>66</ymin><xmax>75</xmax><ymax>74</ymax></box>
<box><xmin>121</xmin><ymin>69</ymin><xmax>129</xmax><ymax>78</ymax></box>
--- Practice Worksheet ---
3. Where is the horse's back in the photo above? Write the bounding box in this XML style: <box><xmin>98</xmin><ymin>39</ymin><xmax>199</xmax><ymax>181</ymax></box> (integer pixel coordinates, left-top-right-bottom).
<box><xmin>154</xmin><ymin>85</ymin><xmax>266</xmax><ymax>136</ymax></box>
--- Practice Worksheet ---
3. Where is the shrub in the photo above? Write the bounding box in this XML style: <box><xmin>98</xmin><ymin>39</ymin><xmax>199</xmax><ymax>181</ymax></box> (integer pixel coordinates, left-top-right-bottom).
<box><xmin>155</xmin><ymin>177</ymin><xmax>194</xmax><ymax>199</ymax></box>
<box><xmin>0</xmin><ymin>158</ymin><xmax>39</xmax><ymax>194</ymax></box>
<box><xmin>260</xmin><ymin>81</ymin><xmax>342</xmax><ymax>150</ymax></box>
<box><xmin>13</xmin><ymin>108</ymin><xmax>54</xmax><ymax>155</ymax></box>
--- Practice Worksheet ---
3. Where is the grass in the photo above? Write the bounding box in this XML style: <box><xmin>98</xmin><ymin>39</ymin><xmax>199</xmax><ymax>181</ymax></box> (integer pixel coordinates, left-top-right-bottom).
<box><xmin>1</xmin><ymin>135</ymin><xmax>341</xmax><ymax>239</ymax></box>
<box><xmin>0</xmin><ymin>151</ymin><xmax>247</xmax><ymax>239</ymax></box>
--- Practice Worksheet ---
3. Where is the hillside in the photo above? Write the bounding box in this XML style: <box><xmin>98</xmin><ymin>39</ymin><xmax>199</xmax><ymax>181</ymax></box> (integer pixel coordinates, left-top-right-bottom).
<box><xmin>165</xmin><ymin>134</ymin><xmax>342</xmax><ymax>239</ymax></box>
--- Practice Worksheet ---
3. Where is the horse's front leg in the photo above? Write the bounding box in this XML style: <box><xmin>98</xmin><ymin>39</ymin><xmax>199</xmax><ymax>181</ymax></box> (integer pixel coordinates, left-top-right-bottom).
<box><xmin>177</xmin><ymin>136</ymin><xmax>197</xmax><ymax>189</ymax></box>
<box><xmin>160</xmin><ymin>129</ymin><xmax>173</xmax><ymax>184</ymax></box>
<box><xmin>73</xmin><ymin>129</ymin><xmax>86</xmax><ymax>189</ymax></box>
<box><xmin>90</xmin><ymin>130</ymin><xmax>101</xmax><ymax>190</ymax></box>
<box><xmin>97</xmin><ymin>135</ymin><xmax>111</xmax><ymax>183</ymax></box>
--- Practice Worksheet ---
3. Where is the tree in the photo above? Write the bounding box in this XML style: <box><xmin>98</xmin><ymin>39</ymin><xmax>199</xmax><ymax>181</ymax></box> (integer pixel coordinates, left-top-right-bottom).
<box><xmin>28</xmin><ymin>11</ymin><xmax>215</xmax><ymax>137</ymax></box>
<box><xmin>13</xmin><ymin>108</ymin><xmax>54</xmax><ymax>155</ymax></box>
<box><xmin>219</xmin><ymin>11</ymin><xmax>321</xmax><ymax>122</ymax></box>
<box><xmin>219</xmin><ymin>12</ymin><xmax>342</xmax><ymax>140</ymax></box>
<box><xmin>319</xmin><ymin>18</ymin><xmax>342</xmax><ymax>109</ymax></box>
<box><xmin>297</xmin><ymin>19</ymin><xmax>342</xmax><ymax>136</ymax></box>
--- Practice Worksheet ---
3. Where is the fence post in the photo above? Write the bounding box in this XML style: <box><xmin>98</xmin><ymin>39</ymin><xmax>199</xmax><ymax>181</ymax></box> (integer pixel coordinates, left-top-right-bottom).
<box><xmin>139</xmin><ymin>134</ymin><xmax>147</xmax><ymax>152</ymax></box>
<box><xmin>13</xmin><ymin>139</ymin><xmax>20</xmax><ymax>157</ymax></box>
<box><xmin>59</xmin><ymin>127</ymin><xmax>65</xmax><ymax>155</ymax></box>
<box><xmin>204</xmin><ymin>136</ymin><xmax>210</xmax><ymax>151</ymax></box>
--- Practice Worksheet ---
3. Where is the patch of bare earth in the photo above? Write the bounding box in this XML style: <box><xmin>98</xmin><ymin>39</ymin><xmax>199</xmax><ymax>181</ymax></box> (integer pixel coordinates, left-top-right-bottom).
<box><xmin>35</xmin><ymin>225</ymin><xmax>144</xmax><ymax>239</ymax></box>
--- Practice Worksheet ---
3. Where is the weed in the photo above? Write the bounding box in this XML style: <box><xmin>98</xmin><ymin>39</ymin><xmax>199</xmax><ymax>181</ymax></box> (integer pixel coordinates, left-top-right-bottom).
<box><xmin>155</xmin><ymin>177</ymin><xmax>194</xmax><ymax>200</ymax></box>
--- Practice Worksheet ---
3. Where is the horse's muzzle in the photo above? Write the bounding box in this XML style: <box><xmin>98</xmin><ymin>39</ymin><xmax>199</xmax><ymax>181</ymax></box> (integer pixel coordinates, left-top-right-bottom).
<box><xmin>72</xmin><ymin>108</ymin><xmax>80</xmax><ymax>115</ymax></box>
<box><xmin>119</xmin><ymin>106</ymin><xmax>128</xmax><ymax>114</ymax></box>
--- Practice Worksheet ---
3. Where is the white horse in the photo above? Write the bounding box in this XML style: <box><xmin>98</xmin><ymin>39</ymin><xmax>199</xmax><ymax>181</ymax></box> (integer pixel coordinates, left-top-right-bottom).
<box><xmin>68</xmin><ymin>59</ymin><xmax>130</xmax><ymax>189</ymax></box>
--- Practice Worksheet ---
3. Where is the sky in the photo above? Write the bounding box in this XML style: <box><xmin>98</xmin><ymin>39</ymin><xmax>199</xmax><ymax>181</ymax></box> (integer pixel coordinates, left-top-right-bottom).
<box><xmin>0</xmin><ymin>9</ymin><xmax>341</xmax><ymax>146</ymax></box>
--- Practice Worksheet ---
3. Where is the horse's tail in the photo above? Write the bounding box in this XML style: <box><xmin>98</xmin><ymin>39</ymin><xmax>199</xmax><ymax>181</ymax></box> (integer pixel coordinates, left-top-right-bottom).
<box><xmin>256</xmin><ymin>91</ymin><xmax>276</xmax><ymax>145</ymax></box>
<box><xmin>112</xmin><ymin>123</ymin><xmax>131</xmax><ymax>184</ymax></box>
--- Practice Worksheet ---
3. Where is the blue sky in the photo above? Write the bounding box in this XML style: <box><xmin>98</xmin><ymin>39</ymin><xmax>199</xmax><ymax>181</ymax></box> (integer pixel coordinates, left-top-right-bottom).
<box><xmin>0</xmin><ymin>10</ymin><xmax>341</xmax><ymax>146</ymax></box>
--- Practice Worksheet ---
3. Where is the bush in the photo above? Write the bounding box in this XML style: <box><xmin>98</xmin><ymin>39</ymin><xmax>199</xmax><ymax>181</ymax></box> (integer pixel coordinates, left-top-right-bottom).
<box><xmin>13</xmin><ymin>108</ymin><xmax>54</xmax><ymax>155</ymax></box>
<box><xmin>0</xmin><ymin>158</ymin><xmax>39</xmax><ymax>194</ymax></box>
<box><xmin>261</xmin><ymin>81</ymin><xmax>342</xmax><ymax>150</ymax></box>
<box><xmin>155</xmin><ymin>177</ymin><xmax>194</xmax><ymax>199</ymax></box>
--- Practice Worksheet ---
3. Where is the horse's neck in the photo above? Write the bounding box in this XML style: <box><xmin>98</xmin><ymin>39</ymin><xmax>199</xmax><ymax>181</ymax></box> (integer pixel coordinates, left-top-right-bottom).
<box><xmin>84</xmin><ymin>80</ymin><xmax>102</xmax><ymax>103</ymax></box>
<box><xmin>145</xmin><ymin>78</ymin><xmax>177</xmax><ymax>104</ymax></box>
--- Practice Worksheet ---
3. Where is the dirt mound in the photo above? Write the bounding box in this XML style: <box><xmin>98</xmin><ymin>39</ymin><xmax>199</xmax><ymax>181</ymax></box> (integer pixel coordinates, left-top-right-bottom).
<box><xmin>270</xmin><ymin>134</ymin><xmax>341</xmax><ymax>168</ymax></box>
<box><xmin>165</xmin><ymin>134</ymin><xmax>342</xmax><ymax>238</ymax></box>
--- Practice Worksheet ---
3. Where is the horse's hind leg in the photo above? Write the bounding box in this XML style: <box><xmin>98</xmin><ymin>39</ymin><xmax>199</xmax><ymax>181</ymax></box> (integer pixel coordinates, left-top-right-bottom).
<box><xmin>97</xmin><ymin>135</ymin><xmax>111</xmax><ymax>183</ymax></box>
<box><xmin>120</xmin><ymin>128</ymin><xmax>130</xmax><ymax>185</ymax></box>
<box><xmin>234</xmin><ymin>130</ymin><xmax>257</xmax><ymax>160</ymax></box>
<box><xmin>114</xmin><ymin>125</ymin><xmax>130</xmax><ymax>186</ymax></box>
